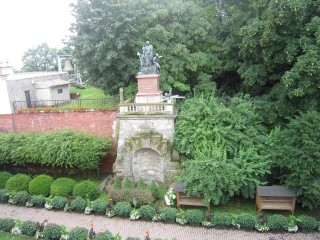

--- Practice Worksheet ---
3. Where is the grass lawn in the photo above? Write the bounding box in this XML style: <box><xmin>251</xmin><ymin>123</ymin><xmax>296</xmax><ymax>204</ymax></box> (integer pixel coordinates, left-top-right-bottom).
<box><xmin>70</xmin><ymin>85</ymin><xmax>110</xmax><ymax>99</ymax></box>
<box><xmin>0</xmin><ymin>232</ymin><xmax>34</xmax><ymax>240</ymax></box>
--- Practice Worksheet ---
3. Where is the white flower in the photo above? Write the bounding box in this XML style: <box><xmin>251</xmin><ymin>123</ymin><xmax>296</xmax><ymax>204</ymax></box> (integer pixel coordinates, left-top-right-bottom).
<box><xmin>255</xmin><ymin>223</ymin><xmax>270</xmax><ymax>232</ymax></box>
<box><xmin>176</xmin><ymin>217</ymin><xmax>187</xmax><ymax>225</ymax></box>
<box><xmin>60</xmin><ymin>234</ymin><xmax>70</xmax><ymax>240</ymax></box>
<box><xmin>129</xmin><ymin>209</ymin><xmax>140</xmax><ymax>220</ymax></box>
<box><xmin>11</xmin><ymin>226</ymin><xmax>21</xmax><ymax>235</ymax></box>
<box><xmin>201</xmin><ymin>221</ymin><xmax>214</xmax><ymax>227</ymax></box>
<box><xmin>84</xmin><ymin>207</ymin><xmax>91</xmax><ymax>215</ymax></box>
<box><xmin>35</xmin><ymin>230</ymin><xmax>44</xmax><ymax>239</ymax></box>
<box><xmin>152</xmin><ymin>214</ymin><xmax>161</xmax><ymax>222</ymax></box>
<box><xmin>288</xmin><ymin>225</ymin><xmax>298</xmax><ymax>233</ymax></box>
<box><xmin>45</xmin><ymin>202</ymin><xmax>53</xmax><ymax>210</ymax></box>
<box><xmin>105</xmin><ymin>209</ymin><xmax>115</xmax><ymax>218</ymax></box>
<box><xmin>164</xmin><ymin>188</ymin><xmax>176</xmax><ymax>206</ymax></box>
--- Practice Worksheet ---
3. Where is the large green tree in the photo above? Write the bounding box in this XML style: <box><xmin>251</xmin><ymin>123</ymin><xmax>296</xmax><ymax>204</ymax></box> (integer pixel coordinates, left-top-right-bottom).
<box><xmin>71</xmin><ymin>0</ymin><xmax>217</xmax><ymax>96</ymax></box>
<box><xmin>22</xmin><ymin>43</ymin><xmax>58</xmax><ymax>72</ymax></box>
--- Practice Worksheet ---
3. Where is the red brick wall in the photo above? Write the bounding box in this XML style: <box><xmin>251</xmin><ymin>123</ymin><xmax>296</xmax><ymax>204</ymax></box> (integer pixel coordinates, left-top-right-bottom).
<box><xmin>0</xmin><ymin>111</ymin><xmax>119</xmax><ymax>170</ymax></box>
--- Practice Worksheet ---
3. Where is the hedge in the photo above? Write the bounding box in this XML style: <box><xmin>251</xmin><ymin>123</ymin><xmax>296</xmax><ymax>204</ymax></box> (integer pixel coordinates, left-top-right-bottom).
<box><xmin>0</xmin><ymin>130</ymin><xmax>112</xmax><ymax>170</ymax></box>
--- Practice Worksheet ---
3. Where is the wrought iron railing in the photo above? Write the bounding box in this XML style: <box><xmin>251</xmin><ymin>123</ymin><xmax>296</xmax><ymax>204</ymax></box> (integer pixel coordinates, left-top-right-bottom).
<box><xmin>13</xmin><ymin>98</ymin><xmax>119</xmax><ymax>113</ymax></box>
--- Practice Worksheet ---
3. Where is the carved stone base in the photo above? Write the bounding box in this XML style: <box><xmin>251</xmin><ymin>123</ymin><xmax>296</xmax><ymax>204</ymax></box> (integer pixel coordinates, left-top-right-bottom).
<box><xmin>135</xmin><ymin>74</ymin><xmax>162</xmax><ymax>103</ymax></box>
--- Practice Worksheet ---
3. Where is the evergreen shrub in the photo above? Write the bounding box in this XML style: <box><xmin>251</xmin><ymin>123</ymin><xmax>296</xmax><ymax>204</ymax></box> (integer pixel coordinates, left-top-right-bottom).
<box><xmin>5</xmin><ymin>174</ymin><xmax>31</xmax><ymax>192</ymax></box>
<box><xmin>70</xmin><ymin>196</ymin><xmax>87</xmax><ymax>212</ymax></box>
<box><xmin>136</xmin><ymin>178</ymin><xmax>146</xmax><ymax>189</ymax></box>
<box><xmin>113</xmin><ymin>202</ymin><xmax>132</xmax><ymax>217</ymax></box>
<box><xmin>95</xmin><ymin>230</ymin><xmax>114</xmax><ymax>240</ymax></box>
<box><xmin>212</xmin><ymin>212</ymin><xmax>233</xmax><ymax>227</ymax></box>
<box><xmin>30</xmin><ymin>195</ymin><xmax>46</xmax><ymax>207</ymax></box>
<box><xmin>20</xmin><ymin>220</ymin><xmax>38</xmax><ymax>236</ymax></box>
<box><xmin>0</xmin><ymin>171</ymin><xmax>13</xmax><ymax>188</ymax></box>
<box><xmin>43</xmin><ymin>224</ymin><xmax>61</xmax><ymax>240</ymax></box>
<box><xmin>12</xmin><ymin>191</ymin><xmax>29</xmax><ymax>205</ymax></box>
<box><xmin>237</xmin><ymin>214</ymin><xmax>257</xmax><ymax>229</ymax></box>
<box><xmin>73</xmin><ymin>180</ymin><xmax>98</xmax><ymax>200</ymax></box>
<box><xmin>51</xmin><ymin>196</ymin><xmax>67</xmax><ymax>210</ymax></box>
<box><xmin>0</xmin><ymin>218</ymin><xmax>15</xmax><ymax>232</ymax></box>
<box><xmin>185</xmin><ymin>209</ymin><xmax>205</xmax><ymax>224</ymax></box>
<box><xmin>148</xmin><ymin>181</ymin><xmax>160</xmax><ymax>200</ymax></box>
<box><xmin>160</xmin><ymin>207</ymin><xmax>177</xmax><ymax>221</ymax></box>
<box><xmin>50</xmin><ymin>178</ymin><xmax>76</xmax><ymax>197</ymax></box>
<box><xmin>69</xmin><ymin>227</ymin><xmax>88</xmax><ymax>240</ymax></box>
<box><xmin>113</xmin><ymin>176</ymin><xmax>122</xmax><ymax>189</ymax></box>
<box><xmin>123</xmin><ymin>177</ymin><xmax>134</xmax><ymax>189</ymax></box>
<box><xmin>297</xmin><ymin>215</ymin><xmax>318</xmax><ymax>231</ymax></box>
<box><xmin>28</xmin><ymin>174</ymin><xmax>53</xmax><ymax>196</ymax></box>
<box><xmin>0</xmin><ymin>189</ymin><xmax>9</xmax><ymax>202</ymax></box>
<box><xmin>267</xmin><ymin>214</ymin><xmax>288</xmax><ymax>231</ymax></box>
<box><xmin>92</xmin><ymin>199</ymin><xmax>107</xmax><ymax>214</ymax></box>
<box><xmin>138</xmin><ymin>205</ymin><xmax>156</xmax><ymax>219</ymax></box>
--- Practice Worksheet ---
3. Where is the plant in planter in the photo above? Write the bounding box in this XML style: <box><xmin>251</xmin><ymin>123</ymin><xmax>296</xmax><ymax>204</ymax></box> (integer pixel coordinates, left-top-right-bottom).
<box><xmin>185</xmin><ymin>209</ymin><xmax>205</xmax><ymax>225</ymax></box>
<box><xmin>297</xmin><ymin>215</ymin><xmax>318</xmax><ymax>231</ymax></box>
<box><xmin>70</xmin><ymin>196</ymin><xmax>87</xmax><ymax>212</ymax></box>
<box><xmin>113</xmin><ymin>202</ymin><xmax>132</xmax><ymax>217</ymax></box>
<box><xmin>266</xmin><ymin>214</ymin><xmax>288</xmax><ymax>231</ymax></box>
<box><xmin>69</xmin><ymin>227</ymin><xmax>88</xmax><ymax>240</ymax></box>
<box><xmin>160</xmin><ymin>207</ymin><xmax>177</xmax><ymax>222</ymax></box>
<box><xmin>236</xmin><ymin>214</ymin><xmax>257</xmax><ymax>229</ymax></box>
<box><xmin>51</xmin><ymin>196</ymin><xmax>68</xmax><ymax>210</ymax></box>
<box><xmin>92</xmin><ymin>199</ymin><xmax>107</xmax><ymax>214</ymax></box>
<box><xmin>20</xmin><ymin>220</ymin><xmax>38</xmax><ymax>237</ymax></box>
<box><xmin>138</xmin><ymin>205</ymin><xmax>157</xmax><ymax>220</ymax></box>
<box><xmin>212</xmin><ymin>212</ymin><xmax>233</xmax><ymax>228</ymax></box>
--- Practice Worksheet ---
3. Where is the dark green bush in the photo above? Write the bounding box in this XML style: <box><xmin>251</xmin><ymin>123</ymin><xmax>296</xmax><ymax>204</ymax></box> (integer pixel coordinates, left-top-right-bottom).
<box><xmin>70</xmin><ymin>196</ymin><xmax>87</xmax><ymax>212</ymax></box>
<box><xmin>212</xmin><ymin>212</ymin><xmax>233</xmax><ymax>227</ymax></box>
<box><xmin>21</xmin><ymin>220</ymin><xmax>38</xmax><ymax>236</ymax></box>
<box><xmin>297</xmin><ymin>215</ymin><xmax>318</xmax><ymax>231</ymax></box>
<box><xmin>51</xmin><ymin>196</ymin><xmax>67</xmax><ymax>210</ymax></box>
<box><xmin>113</xmin><ymin>202</ymin><xmax>132</xmax><ymax>217</ymax></box>
<box><xmin>267</xmin><ymin>214</ymin><xmax>288</xmax><ymax>231</ymax></box>
<box><xmin>95</xmin><ymin>230</ymin><xmax>114</xmax><ymax>240</ymax></box>
<box><xmin>138</xmin><ymin>205</ymin><xmax>156</xmax><ymax>219</ymax></box>
<box><xmin>92</xmin><ymin>199</ymin><xmax>107</xmax><ymax>214</ymax></box>
<box><xmin>160</xmin><ymin>207</ymin><xmax>177</xmax><ymax>221</ymax></box>
<box><xmin>113</xmin><ymin>176</ymin><xmax>122</xmax><ymax>189</ymax></box>
<box><xmin>12</xmin><ymin>191</ymin><xmax>29</xmax><ymax>205</ymax></box>
<box><xmin>0</xmin><ymin>189</ymin><xmax>9</xmax><ymax>202</ymax></box>
<box><xmin>148</xmin><ymin>181</ymin><xmax>160</xmax><ymax>200</ymax></box>
<box><xmin>123</xmin><ymin>177</ymin><xmax>134</xmax><ymax>189</ymax></box>
<box><xmin>0</xmin><ymin>218</ymin><xmax>15</xmax><ymax>232</ymax></box>
<box><xmin>185</xmin><ymin>209</ymin><xmax>205</xmax><ymax>224</ymax></box>
<box><xmin>30</xmin><ymin>195</ymin><xmax>46</xmax><ymax>207</ymax></box>
<box><xmin>29</xmin><ymin>174</ymin><xmax>53</xmax><ymax>196</ymax></box>
<box><xmin>73</xmin><ymin>180</ymin><xmax>98</xmax><ymax>200</ymax></box>
<box><xmin>237</xmin><ymin>214</ymin><xmax>257</xmax><ymax>229</ymax></box>
<box><xmin>50</xmin><ymin>178</ymin><xmax>76</xmax><ymax>197</ymax></box>
<box><xmin>69</xmin><ymin>227</ymin><xmax>88</xmax><ymax>240</ymax></box>
<box><xmin>0</xmin><ymin>171</ymin><xmax>13</xmax><ymax>188</ymax></box>
<box><xmin>43</xmin><ymin>224</ymin><xmax>61</xmax><ymax>240</ymax></box>
<box><xmin>5</xmin><ymin>174</ymin><xmax>31</xmax><ymax>192</ymax></box>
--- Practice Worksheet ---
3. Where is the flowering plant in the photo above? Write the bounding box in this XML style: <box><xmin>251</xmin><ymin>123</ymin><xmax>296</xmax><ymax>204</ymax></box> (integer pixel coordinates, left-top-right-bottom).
<box><xmin>164</xmin><ymin>188</ymin><xmax>176</xmax><ymax>206</ymax></box>
<box><xmin>105</xmin><ymin>209</ymin><xmax>115</xmax><ymax>218</ymax></box>
<box><xmin>152</xmin><ymin>214</ymin><xmax>161</xmax><ymax>222</ymax></box>
<box><xmin>129</xmin><ymin>209</ymin><xmax>140</xmax><ymax>220</ymax></box>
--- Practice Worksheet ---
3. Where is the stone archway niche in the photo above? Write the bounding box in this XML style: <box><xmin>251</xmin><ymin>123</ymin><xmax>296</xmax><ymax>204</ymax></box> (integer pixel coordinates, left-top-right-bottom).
<box><xmin>132</xmin><ymin>148</ymin><xmax>164</xmax><ymax>183</ymax></box>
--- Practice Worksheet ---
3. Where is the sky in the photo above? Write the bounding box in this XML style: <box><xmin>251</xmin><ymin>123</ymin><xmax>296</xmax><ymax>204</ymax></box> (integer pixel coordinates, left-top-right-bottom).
<box><xmin>0</xmin><ymin>0</ymin><xmax>76</xmax><ymax>69</ymax></box>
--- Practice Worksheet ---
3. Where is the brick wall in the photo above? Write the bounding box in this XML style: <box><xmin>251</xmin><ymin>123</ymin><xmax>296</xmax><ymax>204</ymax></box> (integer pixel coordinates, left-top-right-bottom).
<box><xmin>0</xmin><ymin>110</ymin><xmax>119</xmax><ymax>170</ymax></box>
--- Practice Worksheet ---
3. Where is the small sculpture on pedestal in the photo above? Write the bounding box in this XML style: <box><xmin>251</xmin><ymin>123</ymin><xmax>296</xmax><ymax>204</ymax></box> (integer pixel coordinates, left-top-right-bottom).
<box><xmin>137</xmin><ymin>41</ymin><xmax>162</xmax><ymax>74</ymax></box>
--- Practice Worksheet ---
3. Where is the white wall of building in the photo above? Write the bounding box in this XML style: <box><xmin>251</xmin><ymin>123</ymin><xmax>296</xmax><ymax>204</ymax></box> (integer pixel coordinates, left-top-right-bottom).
<box><xmin>0</xmin><ymin>79</ymin><xmax>13</xmax><ymax>114</ymax></box>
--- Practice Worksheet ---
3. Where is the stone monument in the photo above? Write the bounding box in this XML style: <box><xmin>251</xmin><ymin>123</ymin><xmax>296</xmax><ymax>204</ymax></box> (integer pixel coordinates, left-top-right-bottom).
<box><xmin>113</xmin><ymin>41</ymin><xmax>180</xmax><ymax>184</ymax></box>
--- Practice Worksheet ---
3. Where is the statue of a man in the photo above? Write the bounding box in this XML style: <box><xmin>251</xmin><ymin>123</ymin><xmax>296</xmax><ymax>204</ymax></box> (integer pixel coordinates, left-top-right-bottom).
<box><xmin>144</xmin><ymin>41</ymin><xmax>153</xmax><ymax>66</ymax></box>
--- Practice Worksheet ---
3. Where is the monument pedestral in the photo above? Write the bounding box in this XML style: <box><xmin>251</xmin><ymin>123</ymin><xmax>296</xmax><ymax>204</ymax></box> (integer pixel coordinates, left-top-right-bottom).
<box><xmin>135</xmin><ymin>74</ymin><xmax>162</xmax><ymax>103</ymax></box>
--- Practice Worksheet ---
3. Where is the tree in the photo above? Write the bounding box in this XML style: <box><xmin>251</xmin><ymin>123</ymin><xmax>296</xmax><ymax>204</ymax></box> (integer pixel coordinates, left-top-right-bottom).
<box><xmin>70</xmin><ymin>0</ymin><xmax>218</xmax><ymax>95</ymax></box>
<box><xmin>269</xmin><ymin>111</ymin><xmax>320</xmax><ymax>209</ymax></box>
<box><xmin>22</xmin><ymin>43</ymin><xmax>58</xmax><ymax>72</ymax></box>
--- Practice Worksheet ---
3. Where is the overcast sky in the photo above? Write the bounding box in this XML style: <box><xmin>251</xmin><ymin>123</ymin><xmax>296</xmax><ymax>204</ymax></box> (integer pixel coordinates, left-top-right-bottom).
<box><xmin>0</xmin><ymin>0</ymin><xmax>75</xmax><ymax>69</ymax></box>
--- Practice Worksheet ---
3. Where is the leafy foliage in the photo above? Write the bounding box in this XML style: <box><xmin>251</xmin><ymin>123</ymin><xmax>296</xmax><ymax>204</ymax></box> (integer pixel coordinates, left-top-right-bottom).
<box><xmin>160</xmin><ymin>207</ymin><xmax>177</xmax><ymax>222</ymax></box>
<box><xmin>94</xmin><ymin>230</ymin><xmax>114</xmax><ymax>240</ymax></box>
<box><xmin>237</xmin><ymin>214</ymin><xmax>257</xmax><ymax>229</ymax></box>
<box><xmin>70</xmin><ymin>196</ymin><xmax>87</xmax><ymax>212</ymax></box>
<box><xmin>0</xmin><ymin>189</ymin><xmax>9</xmax><ymax>203</ymax></box>
<box><xmin>91</xmin><ymin>199</ymin><xmax>107</xmax><ymax>214</ymax></box>
<box><xmin>113</xmin><ymin>176</ymin><xmax>122</xmax><ymax>190</ymax></box>
<box><xmin>50</xmin><ymin>178</ymin><xmax>76</xmax><ymax>197</ymax></box>
<box><xmin>185</xmin><ymin>209</ymin><xmax>205</xmax><ymax>224</ymax></box>
<box><xmin>20</xmin><ymin>220</ymin><xmax>38</xmax><ymax>237</ymax></box>
<box><xmin>28</xmin><ymin>174</ymin><xmax>53</xmax><ymax>197</ymax></box>
<box><xmin>212</xmin><ymin>212</ymin><xmax>233</xmax><ymax>227</ymax></box>
<box><xmin>138</xmin><ymin>205</ymin><xmax>156</xmax><ymax>219</ymax></box>
<box><xmin>123</xmin><ymin>177</ymin><xmax>134</xmax><ymax>189</ymax></box>
<box><xmin>0</xmin><ymin>131</ymin><xmax>112</xmax><ymax>170</ymax></box>
<box><xmin>297</xmin><ymin>215</ymin><xmax>318</xmax><ymax>231</ymax></box>
<box><xmin>148</xmin><ymin>181</ymin><xmax>160</xmax><ymax>200</ymax></box>
<box><xmin>269</xmin><ymin>111</ymin><xmax>320</xmax><ymax>209</ymax></box>
<box><xmin>51</xmin><ymin>196</ymin><xmax>67</xmax><ymax>210</ymax></box>
<box><xmin>113</xmin><ymin>202</ymin><xmax>132</xmax><ymax>217</ymax></box>
<box><xmin>69</xmin><ymin>227</ymin><xmax>88</xmax><ymax>240</ymax></box>
<box><xmin>30</xmin><ymin>195</ymin><xmax>46</xmax><ymax>207</ymax></box>
<box><xmin>12</xmin><ymin>191</ymin><xmax>29</xmax><ymax>205</ymax></box>
<box><xmin>5</xmin><ymin>174</ymin><xmax>31</xmax><ymax>192</ymax></box>
<box><xmin>73</xmin><ymin>180</ymin><xmax>98</xmax><ymax>200</ymax></box>
<box><xmin>43</xmin><ymin>224</ymin><xmax>61</xmax><ymax>240</ymax></box>
<box><xmin>266</xmin><ymin>214</ymin><xmax>289</xmax><ymax>231</ymax></box>
<box><xmin>0</xmin><ymin>171</ymin><xmax>13</xmax><ymax>189</ymax></box>
<box><xmin>0</xmin><ymin>218</ymin><xmax>15</xmax><ymax>232</ymax></box>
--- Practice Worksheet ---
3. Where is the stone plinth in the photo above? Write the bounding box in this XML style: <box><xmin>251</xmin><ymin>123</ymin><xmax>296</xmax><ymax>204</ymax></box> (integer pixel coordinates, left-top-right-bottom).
<box><xmin>135</xmin><ymin>74</ymin><xmax>162</xmax><ymax>103</ymax></box>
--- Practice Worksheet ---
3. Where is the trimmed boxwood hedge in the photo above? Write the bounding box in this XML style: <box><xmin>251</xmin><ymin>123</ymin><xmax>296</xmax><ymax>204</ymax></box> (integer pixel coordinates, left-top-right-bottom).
<box><xmin>50</xmin><ymin>178</ymin><xmax>76</xmax><ymax>197</ymax></box>
<box><xmin>0</xmin><ymin>171</ymin><xmax>13</xmax><ymax>188</ymax></box>
<box><xmin>29</xmin><ymin>174</ymin><xmax>53</xmax><ymax>196</ymax></box>
<box><xmin>73</xmin><ymin>180</ymin><xmax>98</xmax><ymax>200</ymax></box>
<box><xmin>5</xmin><ymin>174</ymin><xmax>31</xmax><ymax>192</ymax></box>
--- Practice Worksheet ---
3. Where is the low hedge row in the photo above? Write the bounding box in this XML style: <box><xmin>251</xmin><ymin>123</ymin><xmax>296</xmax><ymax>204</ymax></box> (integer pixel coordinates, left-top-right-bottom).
<box><xmin>0</xmin><ymin>130</ymin><xmax>112</xmax><ymax>170</ymax></box>
<box><xmin>0</xmin><ymin>172</ymin><xmax>99</xmax><ymax>199</ymax></box>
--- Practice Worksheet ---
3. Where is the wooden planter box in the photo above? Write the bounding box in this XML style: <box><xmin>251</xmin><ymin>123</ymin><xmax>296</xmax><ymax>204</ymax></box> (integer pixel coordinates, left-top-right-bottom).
<box><xmin>256</xmin><ymin>186</ymin><xmax>296</xmax><ymax>214</ymax></box>
<box><xmin>174</xmin><ymin>182</ymin><xmax>210</xmax><ymax>212</ymax></box>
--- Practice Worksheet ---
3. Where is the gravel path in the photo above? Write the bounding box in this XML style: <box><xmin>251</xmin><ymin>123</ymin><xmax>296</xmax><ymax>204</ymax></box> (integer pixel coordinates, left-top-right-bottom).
<box><xmin>0</xmin><ymin>204</ymin><xmax>319</xmax><ymax>240</ymax></box>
